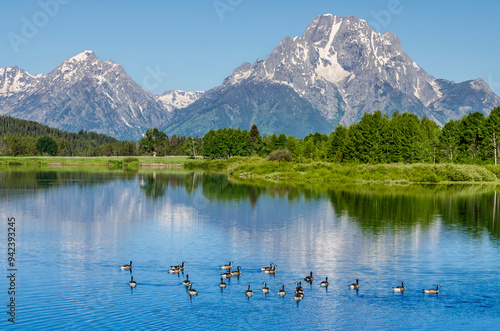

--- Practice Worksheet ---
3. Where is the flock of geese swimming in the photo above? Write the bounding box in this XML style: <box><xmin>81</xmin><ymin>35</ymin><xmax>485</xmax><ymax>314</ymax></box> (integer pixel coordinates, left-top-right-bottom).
<box><xmin>120</xmin><ymin>261</ymin><xmax>442</xmax><ymax>301</ymax></box>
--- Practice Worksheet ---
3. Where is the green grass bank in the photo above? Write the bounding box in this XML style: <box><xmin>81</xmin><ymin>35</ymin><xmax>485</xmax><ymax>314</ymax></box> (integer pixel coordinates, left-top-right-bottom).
<box><xmin>1</xmin><ymin>156</ymin><xmax>499</xmax><ymax>184</ymax></box>
<box><xmin>0</xmin><ymin>156</ymin><xmax>198</xmax><ymax>168</ymax></box>
<box><xmin>185</xmin><ymin>157</ymin><xmax>500</xmax><ymax>184</ymax></box>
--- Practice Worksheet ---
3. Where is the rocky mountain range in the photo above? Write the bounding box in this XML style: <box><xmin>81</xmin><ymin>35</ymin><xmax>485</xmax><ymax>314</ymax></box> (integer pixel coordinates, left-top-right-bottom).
<box><xmin>0</xmin><ymin>51</ymin><xmax>203</xmax><ymax>140</ymax></box>
<box><xmin>162</xmin><ymin>14</ymin><xmax>500</xmax><ymax>137</ymax></box>
<box><xmin>1</xmin><ymin>14</ymin><xmax>499</xmax><ymax>140</ymax></box>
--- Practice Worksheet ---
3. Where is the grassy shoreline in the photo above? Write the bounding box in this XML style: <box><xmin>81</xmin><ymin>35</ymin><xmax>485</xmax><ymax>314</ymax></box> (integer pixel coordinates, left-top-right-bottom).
<box><xmin>0</xmin><ymin>156</ymin><xmax>195</xmax><ymax>168</ymax></box>
<box><xmin>1</xmin><ymin>156</ymin><xmax>499</xmax><ymax>184</ymax></box>
<box><xmin>185</xmin><ymin>157</ymin><xmax>500</xmax><ymax>185</ymax></box>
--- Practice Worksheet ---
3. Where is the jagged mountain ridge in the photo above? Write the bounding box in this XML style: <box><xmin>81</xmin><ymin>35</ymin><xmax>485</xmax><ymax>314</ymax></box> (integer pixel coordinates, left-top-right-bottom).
<box><xmin>157</xmin><ymin>90</ymin><xmax>205</xmax><ymax>112</ymax></box>
<box><xmin>1</xmin><ymin>14</ymin><xmax>499</xmax><ymax>140</ymax></box>
<box><xmin>0</xmin><ymin>51</ymin><xmax>203</xmax><ymax>140</ymax></box>
<box><xmin>162</xmin><ymin>14</ymin><xmax>500</xmax><ymax>136</ymax></box>
<box><xmin>0</xmin><ymin>66</ymin><xmax>43</xmax><ymax>95</ymax></box>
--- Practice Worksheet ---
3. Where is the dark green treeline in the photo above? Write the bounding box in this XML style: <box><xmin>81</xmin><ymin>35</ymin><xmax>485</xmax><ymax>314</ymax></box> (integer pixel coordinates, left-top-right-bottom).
<box><xmin>2</xmin><ymin>107</ymin><xmax>500</xmax><ymax>164</ymax></box>
<box><xmin>202</xmin><ymin>107</ymin><xmax>500</xmax><ymax>165</ymax></box>
<box><xmin>0</xmin><ymin>116</ymin><xmax>192</xmax><ymax>157</ymax></box>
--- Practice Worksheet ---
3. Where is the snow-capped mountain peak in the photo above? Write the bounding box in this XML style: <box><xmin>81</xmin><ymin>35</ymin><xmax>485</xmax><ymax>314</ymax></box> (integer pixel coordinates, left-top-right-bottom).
<box><xmin>220</xmin><ymin>14</ymin><xmax>469</xmax><ymax>122</ymax></box>
<box><xmin>48</xmin><ymin>50</ymin><xmax>121</xmax><ymax>85</ymax></box>
<box><xmin>69</xmin><ymin>50</ymin><xmax>95</xmax><ymax>62</ymax></box>
<box><xmin>0</xmin><ymin>51</ymin><xmax>206</xmax><ymax>139</ymax></box>
<box><xmin>0</xmin><ymin>66</ymin><xmax>43</xmax><ymax>96</ymax></box>
<box><xmin>164</xmin><ymin>14</ymin><xmax>500</xmax><ymax>137</ymax></box>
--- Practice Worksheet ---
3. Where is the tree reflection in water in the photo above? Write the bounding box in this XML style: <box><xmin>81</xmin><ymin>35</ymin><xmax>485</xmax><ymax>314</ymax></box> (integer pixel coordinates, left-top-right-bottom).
<box><xmin>1</xmin><ymin>168</ymin><xmax>498</xmax><ymax>239</ymax></box>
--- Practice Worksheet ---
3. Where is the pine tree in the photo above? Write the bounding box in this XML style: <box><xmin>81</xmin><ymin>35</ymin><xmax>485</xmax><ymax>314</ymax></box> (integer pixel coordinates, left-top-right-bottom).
<box><xmin>419</xmin><ymin>117</ymin><xmax>440</xmax><ymax>163</ymax></box>
<box><xmin>285</xmin><ymin>136</ymin><xmax>299</xmax><ymax>157</ymax></box>
<box><xmin>456</xmin><ymin>112</ymin><xmax>485</xmax><ymax>163</ymax></box>
<box><xmin>439</xmin><ymin>120</ymin><xmax>459</xmax><ymax>162</ymax></box>
<box><xmin>302</xmin><ymin>139</ymin><xmax>316</xmax><ymax>160</ymax></box>
<box><xmin>484</xmin><ymin>107</ymin><xmax>500</xmax><ymax>165</ymax></box>
<box><xmin>327</xmin><ymin>125</ymin><xmax>348</xmax><ymax>162</ymax></box>
<box><xmin>249</xmin><ymin>124</ymin><xmax>260</xmax><ymax>153</ymax></box>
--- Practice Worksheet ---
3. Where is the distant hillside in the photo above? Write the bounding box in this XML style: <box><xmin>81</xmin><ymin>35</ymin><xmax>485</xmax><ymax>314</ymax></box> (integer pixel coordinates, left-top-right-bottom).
<box><xmin>0</xmin><ymin>115</ymin><xmax>133</xmax><ymax>156</ymax></box>
<box><xmin>0</xmin><ymin>115</ymin><xmax>119</xmax><ymax>142</ymax></box>
<box><xmin>0</xmin><ymin>116</ymin><xmax>192</xmax><ymax>157</ymax></box>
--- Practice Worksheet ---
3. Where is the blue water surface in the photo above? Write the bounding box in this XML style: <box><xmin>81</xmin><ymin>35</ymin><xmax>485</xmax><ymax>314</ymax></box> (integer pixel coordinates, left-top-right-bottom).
<box><xmin>0</xmin><ymin>171</ymin><xmax>499</xmax><ymax>330</ymax></box>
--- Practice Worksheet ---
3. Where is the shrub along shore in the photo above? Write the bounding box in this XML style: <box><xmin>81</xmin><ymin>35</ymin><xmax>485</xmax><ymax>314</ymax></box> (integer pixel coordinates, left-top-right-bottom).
<box><xmin>185</xmin><ymin>157</ymin><xmax>500</xmax><ymax>184</ymax></box>
<box><xmin>2</xmin><ymin>156</ymin><xmax>498</xmax><ymax>185</ymax></box>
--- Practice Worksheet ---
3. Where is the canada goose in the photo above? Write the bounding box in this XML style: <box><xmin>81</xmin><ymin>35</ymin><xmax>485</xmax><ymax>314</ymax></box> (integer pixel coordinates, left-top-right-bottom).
<box><xmin>320</xmin><ymin>277</ymin><xmax>329</xmax><ymax>287</ymax></box>
<box><xmin>220</xmin><ymin>261</ymin><xmax>233</xmax><ymax>270</ymax></box>
<box><xmin>219</xmin><ymin>277</ymin><xmax>227</xmax><ymax>288</ymax></box>
<box><xmin>349</xmin><ymin>279</ymin><xmax>360</xmax><ymax>290</ymax></box>
<box><xmin>182</xmin><ymin>275</ymin><xmax>191</xmax><ymax>287</ymax></box>
<box><xmin>304</xmin><ymin>271</ymin><xmax>313</xmax><ymax>282</ymax></box>
<box><xmin>262</xmin><ymin>282</ymin><xmax>270</xmax><ymax>294</ymax></box>
<box><xmin>231</xmin><ymin>266</ymin><xmax>242</xmax><ymax>276</ymax></box>
<box><xmin>295</xmin><ymin>282</ymin><xmax>304</xmax><ymax>294</ymax></box>
<box><xmin>129</xmin><ymin>276</ymin><xmax>137</xmax><ymax>287</ymax></box>
<box><xmin>221</xmin><ymin>271</ymin><xmax>232</xmax><ymax>279</ymax></box>
<box><xmin>393</xmin><ymin>281</ymin><xmax>405</xmax><ymax>292</ymax></box>
<box><xmin>423</xmin><ymin>285</ymin><xmax>441</xmax><ymax>294</ymax></box>
<box><xmin>188</xmin><ymin>285</ymin><xmax>198</xmax><ymax>296</ymax></box>
<box><xmin>268</xmin><ymin>264</ymin><xmax>277</xmax><ymax>274</ymax></box>
<box><xmin>169</xmin><ymin>261</ymin><xmax>186</xmax><ymax>272</ymax></box>
<box><xmin>245</xmin><ymin>284</ymin><xmax>254</xmax><ymax>297</ymax></box>
<box><xmin>120</xmin><ymin>261</ymin><xmax>132</xmax><ymax>270</ymax></box>
<box><xmin>293</xmin><ymin>292</ymin><xmax>304</xmax><ymax>301</ymax></box>
<box><xmin>261</xmin><ymin>262</ymin><xmax>274</xmax><ymax>272</ymax></box>
<box><xmin>278</xmin><ymin>285</ymin><xmax>286</xmax><ymax>296</ymax></box>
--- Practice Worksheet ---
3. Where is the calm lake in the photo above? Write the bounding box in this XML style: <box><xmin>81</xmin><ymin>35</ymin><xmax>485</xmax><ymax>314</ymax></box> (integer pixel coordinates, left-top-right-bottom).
<box><xmin>1</xmin><ymin>169</ymin><xmax>499</xmax><ymax>330</ymax></box>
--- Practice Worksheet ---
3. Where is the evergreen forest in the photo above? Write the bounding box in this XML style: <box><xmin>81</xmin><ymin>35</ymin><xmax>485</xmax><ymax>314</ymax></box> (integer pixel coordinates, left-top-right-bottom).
<box><xmin>1</xmin><ymin>107</ymin><xmax>499</xmax><ymax>165</ymax></box>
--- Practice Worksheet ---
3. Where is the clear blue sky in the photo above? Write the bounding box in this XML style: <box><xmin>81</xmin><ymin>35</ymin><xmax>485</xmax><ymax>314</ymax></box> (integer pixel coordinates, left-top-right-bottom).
<box><xmin>1</xmin><ymin>0</ymin><xmax>499</xmax><ymax>96</ymax></box>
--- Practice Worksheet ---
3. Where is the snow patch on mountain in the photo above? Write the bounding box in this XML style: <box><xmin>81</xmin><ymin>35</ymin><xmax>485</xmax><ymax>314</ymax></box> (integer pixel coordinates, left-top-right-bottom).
<box><xmin>69</xmin><ymin>50</ymin><xmax>95</xmax><ymax>62</ymax></box>
<box><xmin>156</xmin><ymin>90</ymin><xmax>205</xmax><ymax>112</ymax></box>
<box><xmin>315</xmin><ymin>19</ymin><xmax>351</xmax><ymax>83</ymax></box>
<box><xmin>0</xmin><ymin>66</ymin><xmax>43</xmax><ymax>96</ymax></box>
<box><xmin>168</xmin><ymin>13</ymin><xmax>500</xmax><ymax>137</ymax></box>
